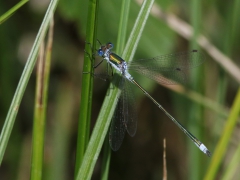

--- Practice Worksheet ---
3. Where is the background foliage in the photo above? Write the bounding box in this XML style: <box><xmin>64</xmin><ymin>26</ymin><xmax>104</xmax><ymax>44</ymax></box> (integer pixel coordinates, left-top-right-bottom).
<box><xmin>0</xmin><ymin>0</ymin><xmax>240</xmax><ymax>179</ymax></box>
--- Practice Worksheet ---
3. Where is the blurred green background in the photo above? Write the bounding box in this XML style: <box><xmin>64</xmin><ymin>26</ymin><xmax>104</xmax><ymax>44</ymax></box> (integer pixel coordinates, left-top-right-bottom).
<box><xmin>0</xmin><ymin>0</ymin><xmax>240</xmax><ymax>179</ymax></box>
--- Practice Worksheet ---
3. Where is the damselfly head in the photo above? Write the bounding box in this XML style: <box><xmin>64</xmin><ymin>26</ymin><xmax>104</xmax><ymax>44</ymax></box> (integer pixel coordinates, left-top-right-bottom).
<box><xmin>97</xmin><ymin>43</ymin><xmax>114</xmax><ymax>57</ymax></box>
<box><xmin>97</xmin><ymin>44</ymin><xmax>108</xmax><ymax>56</ymax></box>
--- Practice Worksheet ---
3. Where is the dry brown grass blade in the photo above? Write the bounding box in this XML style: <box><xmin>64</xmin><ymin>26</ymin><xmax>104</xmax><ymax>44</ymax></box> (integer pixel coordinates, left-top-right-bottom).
<box><xmin>163</xmin><ymin>138</ymin><xmax>167</xmax><ymax>180</ymax></box>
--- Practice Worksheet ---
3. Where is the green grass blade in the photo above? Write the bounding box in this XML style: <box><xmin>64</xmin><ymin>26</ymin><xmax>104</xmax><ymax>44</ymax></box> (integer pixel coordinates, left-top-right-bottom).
<box><xmin>76</xmin><ymin>0</ymin><xmax>155</xmax><ymax>179</ymax></box>
<box><xmin>100</xmin><ymin>1</ymin><xmax>131</xmax><ymax>179</ymax></box>
<box><xmin>77</xmin><ymin>76</ymin><xmax>120</xmax><ymax>180</ymax></box>
<box><xmin>222</xmin><ymin>143</ymin><xmax>240</xmax><ymax>180</ymax></box>
<box><xmin>123</xmin><ymin>0</ymin><xmax>154</xmax><ymax>63</ymax></box>
<box><xmin>116</xmin><ymin>0</ymin><xmax>131</xmax><ymax>54</ymax></box>
<box><xmin>0</xmin><ymin>0</ymin><xmax>28</xmax><ymax>24</ymax></box>
<box><xmin>188</xmin><ymin>0</ymin><xmax>203</xmax><ymax>179</ymax></box>
<box><xmin>100</xmin><ymin>139</ymin><xmax>111</xmax><ymax>180</ymax></box>
<box><xmin>74</xmin><ymin>0</ymin><xmax>99</xmax><ymax>176</ymax></box>
<box><xmin>31</xmin><ymin>43</ymin><xmax>46</xmax><ymax>180</ymax></box>
<box><xmin>0</xmin><ymin>0</ymin><xmax>59</xmax><ymax>165</ymax></box>
<box><xmin>204</xmin><ymin>1</ymin><xmax>240</xmax><ymax>178</ymax></box>
<box><xmin>31</xmin><ymin>18</ymin><xmax>54</xmax><ymax>180</ymax></box>
<box><xmin>204</xmin><ymin>88</ymin><xmax>240</xmax><ymax>180</ymax></box>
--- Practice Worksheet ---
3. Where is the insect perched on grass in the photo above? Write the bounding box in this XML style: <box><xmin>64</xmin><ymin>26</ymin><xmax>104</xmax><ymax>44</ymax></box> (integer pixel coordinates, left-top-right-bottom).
<box><xmin>95</xmin><ymin>41</ymin><xmax>211</xmax><ymax>157</ymax></box>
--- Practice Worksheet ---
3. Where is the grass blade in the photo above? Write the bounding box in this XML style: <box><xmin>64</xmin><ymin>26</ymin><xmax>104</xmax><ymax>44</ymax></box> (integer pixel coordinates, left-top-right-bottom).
<box><xmin>31</xmin><ymin>18</ymin><xmax>54</xmax><ymax>180</ymax></box>
<box><xmin>0</xmin><ymin>0</ymin><xmax>28</xmax><ymax>24</ymax></box>
<box><xmin>74</xmin><ymin>0</ymin><xmax>99</xmax><ymax>176</ymax></box>
<box><xmin>116</xmin><ymin>0</ymin><xmax>131</xmax><ymax>55</ymax></box>
<box><xmin>222</xmin><ymin>143</ymin><xmax>240</xmax><ymax>180</ymax></box>
<box><xmin>100</xmin><ymin>1</ymin><xmax>131</xmax><ymax>179</ymax></box>
<box><xmin>31</xmin><ymin>43</ymin><xmax>45</xmax><ymax>180</ymax></box>
<box><xmin>100</xmin><ymin>139</ymin><xmax>111</xmax><ymax>180</ymax></box>
<box><xmin>204</xmin><ymin>88</ymin><xmax>240</xmax><ymax>180</ymax></box>
<box><xmin>0</xmin><ymin>0</ymin><xmax>59</xmax><ymax>165</ymax></box>
<box><xmin>188</xmin><ymin>0</ymin><xmax>203</xmax><ymax>179</ymax></box>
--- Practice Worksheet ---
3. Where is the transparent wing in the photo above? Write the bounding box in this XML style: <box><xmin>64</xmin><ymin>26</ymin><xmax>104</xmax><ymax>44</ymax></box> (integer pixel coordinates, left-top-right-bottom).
<box><xmin>109</xmin><ymin>77</ymin><xmax>126</xmax><ymax>151</ymax></box>
<box><xmin>109</xmin><ymin>77</ymin><xmax>137</xmax><ymax>151</ymax></box>
<box><xmin>123</xmin><ymin>78</ymin><xmax>137</xmax><ymax>137</ymax></box>
<box><xmin>128</xmin><ymin>50</ymin><xmax>205</xmax><ymax>84</ymax></box>
<box><xmin>109</xmin><ymin>92</ymin><xmax>126</xmax><ymax>151</ymax></box>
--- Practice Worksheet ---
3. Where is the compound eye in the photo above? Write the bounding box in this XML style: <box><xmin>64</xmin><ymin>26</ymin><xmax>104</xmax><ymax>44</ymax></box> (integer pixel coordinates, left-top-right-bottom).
<box><xmin>98</xmin><ymin>49</ymin><xmax>104</xmax><ymax>56</ymax></box>
<box><xmin>107</xmin><ymin>43</ymin><xmax>113</xmax><ymax>49</ymax></box>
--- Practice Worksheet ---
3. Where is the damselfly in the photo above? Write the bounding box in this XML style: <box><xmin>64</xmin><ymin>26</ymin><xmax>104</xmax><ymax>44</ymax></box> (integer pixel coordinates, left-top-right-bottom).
<box><xmin>96</xmin><ymin>42</ymin><xmax>211</xmax><ymax>157</ymax></box>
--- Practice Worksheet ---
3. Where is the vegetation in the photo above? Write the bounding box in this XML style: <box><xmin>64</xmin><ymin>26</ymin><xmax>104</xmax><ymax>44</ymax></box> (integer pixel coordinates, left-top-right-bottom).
<box><xmin>0</xmin><ymin>0</ymin><xmax>240</xmax><ymax>179</ymax></box>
